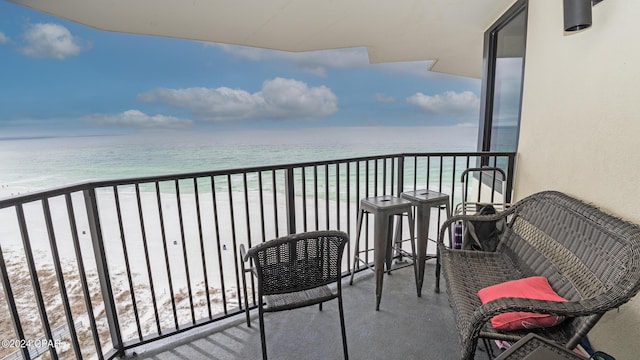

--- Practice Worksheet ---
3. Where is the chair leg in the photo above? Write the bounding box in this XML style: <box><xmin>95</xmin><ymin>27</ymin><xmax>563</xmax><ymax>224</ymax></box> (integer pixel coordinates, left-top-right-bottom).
<box><xmin>338</xmin><ymin>292</ymin><xmax>349</xmax><ymax>360</ymax></box>
<box><xmin>407</xmin><ymin>210</ymin><xmax>416</xmax><ymax>260</ymax></box>
<box><xmin>242</xmin><ymin>268</ymin><xmax>251</xmax><ymax>327</ymax></box>
<box><xmin>436</xmin><ymin>203</ymin><xmax>453</xmax><ymax>293</ymax></box>
<box><xmin>406</xmin><ymin>210</ymin><xmax>420</xmax><ymax>297</ymax></box>
<box><xmin>258</xmin><ymin>300</ymin><xmax>268</xmax><ymax>360</ymax></box>
<box><xmin>435</xmin><ymin>254</ymin><xmax>441</xmax><ymax>293</ymax></box>
<box><xmin>482</xmin><ymin>338</ymin><xmax>495</xmax><ymax>359</ymax></box>
<box><xmin>319</xmin><ymin>302</ymin><xmax>323</xmax><ymax>311</ymax></box>
<box><xmin>392</xmin><ymin>214</ymin><xmax>402</xmax><ymax>263</ymax></box>
<box><xmin>384</xmin><ymin>216</ymin><xmax>394</xmax><ymax>274</ymax></box>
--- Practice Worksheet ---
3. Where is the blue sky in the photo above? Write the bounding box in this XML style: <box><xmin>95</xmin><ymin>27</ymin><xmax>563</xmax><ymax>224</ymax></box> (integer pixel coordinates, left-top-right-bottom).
<box><xmin>0</xmin><ymin>1</ymin><xmax>481</xmax><ymax>137</ymax></box>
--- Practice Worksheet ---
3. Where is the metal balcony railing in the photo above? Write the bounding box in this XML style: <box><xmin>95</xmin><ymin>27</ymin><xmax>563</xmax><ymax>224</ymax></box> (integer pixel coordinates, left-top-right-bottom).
<box><xmin>0</xmin><ymin>151</ymin><xmax>515</xmax><ymax>360</ymax></box>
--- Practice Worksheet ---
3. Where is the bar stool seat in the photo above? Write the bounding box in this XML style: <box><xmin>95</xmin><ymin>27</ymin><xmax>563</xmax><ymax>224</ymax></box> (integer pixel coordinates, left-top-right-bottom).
<box><xmin>349</xmin><ymin>195</ymin><xmax>416</xmax><ymax>310</ymax></box>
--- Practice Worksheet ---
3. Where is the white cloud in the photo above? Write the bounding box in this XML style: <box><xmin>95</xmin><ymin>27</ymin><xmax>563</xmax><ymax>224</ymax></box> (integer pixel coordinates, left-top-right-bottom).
<box><xmin>0</xmin><ymin>32</ymin><xmax>9</xmax><ymax>44</ymax></box>
<box><xmin>81</xmin><ymin>110</ymin><xmax>194</xmax><ymax>129</ymax></box>
<box><xmin>406</xmin><ymin>91</ymin><xmax>480</xmax><ymax>117</ymax></box>
<box><xmin>20</xmin><ymin>23</ymin><xmax>86</xmax><ymax>59</ymax></box>
<box><xmin>137</xmin><ymin>77</ymin><xmax>338</xmax><ymax>122</ymax></box>
<box><xmin>375</xmin><ymin>93</ymin><xmax>395</xmax><ymax>103</ymax></box>
<box><xmin>213</xmin><ymin>44</ymin><xmax>369</xmax><ymax>76</ymax></box>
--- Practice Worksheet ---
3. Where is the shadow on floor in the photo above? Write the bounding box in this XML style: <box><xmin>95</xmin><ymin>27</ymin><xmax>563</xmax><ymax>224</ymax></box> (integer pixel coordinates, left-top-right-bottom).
<box><xmin>128</xmin><ymin>263</ymin><xmax>495</xmax><ymax>360</ymax></box>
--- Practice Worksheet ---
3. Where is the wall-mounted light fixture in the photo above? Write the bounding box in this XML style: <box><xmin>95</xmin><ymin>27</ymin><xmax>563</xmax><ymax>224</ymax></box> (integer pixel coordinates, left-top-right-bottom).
<box><xmin>563</xmin><ymin>0</ymin><xmax>592</xmax><ymax>31</ymax></box>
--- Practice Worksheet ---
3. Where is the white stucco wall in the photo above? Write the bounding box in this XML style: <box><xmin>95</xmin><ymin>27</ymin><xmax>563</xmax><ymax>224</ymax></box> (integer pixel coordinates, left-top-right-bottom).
<box><xmin>516</xmin><ymin>0</ymin><xmax>640</xmax><ymax>357</ymax></box>
<box><xmin>516</xmin><ymin>0</ymin><xmax>640</xmax><ymax>221</ymax></box>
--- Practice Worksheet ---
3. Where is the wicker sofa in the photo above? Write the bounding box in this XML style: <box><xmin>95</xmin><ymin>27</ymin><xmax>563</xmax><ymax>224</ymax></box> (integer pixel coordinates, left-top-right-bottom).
<box><xmin>435</xmin><ymin>191</ymin><xmax>640</xmax><ymax>360</ymax></box>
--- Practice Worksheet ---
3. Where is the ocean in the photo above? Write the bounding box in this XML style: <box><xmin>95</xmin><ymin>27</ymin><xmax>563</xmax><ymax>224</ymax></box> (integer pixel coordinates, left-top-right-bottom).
<box><xmin>0</xmin><ymin>125</ymin><xmax>480</xmax><ymax>354</ymax></box>
<box><xmin>0</xmin><ymin>125</ymin><xmax>478</xmax><ymax>194</ymax></box>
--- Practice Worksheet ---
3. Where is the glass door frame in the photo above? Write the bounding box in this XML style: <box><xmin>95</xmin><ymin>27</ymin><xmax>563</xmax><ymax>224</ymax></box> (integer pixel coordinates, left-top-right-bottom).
<box><xmin>478</xmin><ymin>0</ymin><xmax>528</xmax><ymax>154</ymax></box>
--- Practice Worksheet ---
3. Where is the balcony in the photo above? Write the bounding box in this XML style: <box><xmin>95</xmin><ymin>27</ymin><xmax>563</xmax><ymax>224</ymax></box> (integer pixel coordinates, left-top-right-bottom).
<box><xmin>0</xmin><ymin>152</ymin><xmax>515</xmax><ymax>359</ymax></box>
<box><xmin>133</xmin><ymin>265</ymin><xmax>461</xmax><ymax>360</ymax></box>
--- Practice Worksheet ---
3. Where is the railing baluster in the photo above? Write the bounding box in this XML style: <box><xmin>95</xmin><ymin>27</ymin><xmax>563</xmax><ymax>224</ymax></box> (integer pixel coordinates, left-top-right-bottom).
<box><xmin>365</xmin><ymin>160</ymin><xmax>370</xmax><ymax>264</ymax></box>
<box><xmin>438</xmin><ymin>157</ymin><xmax>444</xmax><ymax>195</ymax></box>
<box><xmin>382</xmin><ymin>158</ymin><xmax>387</xmax><ymax>195</ymax></box>
<box><xmin>313</xmin><ymin>166</ymin><xmax>319</xmax><ymax>231</ymax></box>
<box><xmin>83</xmin><ymin>189</ymin><xmax>123</xmax><ymax>356</ymax></box>
<box><xmin>67</xmin><ymin>193</ymin><xmax>105</xmax><ymax>359</ymax></box>
<box><xmin>464</xmin><ymin>156</ymin><xmax>471</xmax><ymax>206</ymax></box>
<box><xmin>242</xmin><ymin>174</ymin><xmax>251</xmax><ymax>240</ymax></box>
<box><xmin>325</xmin><ymin>164</ymin><xmax>329</xmax><ymax>230</ymax></box>
<box><xmin>391</xmin><ymin>157</ymin><xmax>396</xmax><ymax>195</ymax></box>
<box><xmin>506</xmin><ymin>154</ymin><xmax>516</xmax><ymax>204</ymax></box>
<box><xmin>43</xmin><ymin>198</ymin><xmax>83</xmax><ymax>359</ymax></box>
<box><xmin>285</xmin><ymin>168</ymin><xmax>296</xmax><ymax>235</ymax></box>
<box><xmin>240</xmin><ymin>172</ymin><xmax>252</xmax><ymax>313</ymax></box>
<box><xmin>113</xmin><ymin>186</ymin><xmax>143</xmax><ymax>342</ymax></box>
<box><xmin>354</xmin><ymin>160</ymin><xmax>360</xmax><ymax>270</ymax></box>
<box><xmin>451</xmin><ymin>156</ymin><xmax>457</xmax><ymax>207</ymax></box>
<box><xmin>227</xmin><ymin>174</ymin><xmax>242</xmax><ymax>314</ymax></box>
<box><xmin>396</xmin><ymin>156</ymin><xmax>404</xmax><ymax>196</ymax></box>
<box><xmin>336</xmin><ymin>163</ymin><xmax>340</xmax><ymax>231</ymax></box>
<box><xmin>210</xmin><ymin>176</ymin><xmax>228</xmax><ymax>314</ymax></box>
<box><xmin>175</xmin><ymin>180</ymin><xmax>195</xmax><ymax>325</ymax></box>
<box><xmin>258</xmin><ymin>171</ymin><xmax>266</xmax><ymax>244</ymax></box>
<box><xmin>154</xmin><ymin>182</ymin><xmax>178</xmax><ymax>329</ymax></box>
<box><xmin>226</xmin><ymin>174</ymin><xmax>238</xmax><ymax>314</ymax></box>
<box><xmin>194</xmin><ymin>178</ymin><xmax>212</xmax><ymax>320</ymax></box>
<box><xmin>135</xmin><ymin>184</ymin><xmax>162</xmax><ymax>335</ymax></box>
<box><xmin>490</xmin><ymin>156</ymin><xmax>498</xmax><ymax>203</ymax></box>
<box><xmin>0</xmin><ymin>240</ymin><xmax>30</xmax><ymax>360</ymax></box>
<box><xmin>345</xmin><ymin>161</ymin><xmax>351</xmax><ymax>270</ymax></box>
<box><xmin>271</xmin><ymin>171</ymin><xmax>279</xmax><ymax>238</ymax></box>
<box><xmin>16</xmin><ymin>202</ymin><xmax>58</xmax><ymax>360</ymax></box>
<box><xmin>426</xmin><ymin>155</ymin><xmax>431</xmax><ymax>189</ymax></box>
<box><xmin>252</xmin><ymin>172</ymin><xmax>263</xmax><ymax>305</ymax></box>
<box><xmin>301</xmin><ymin>167</ymin><xmax>308</xmax><ymax>232</ymax></box>
<box><xmin>374</xmin><ymin>159</ymin><xmax>379</xmax><ymax>196</ymax></box>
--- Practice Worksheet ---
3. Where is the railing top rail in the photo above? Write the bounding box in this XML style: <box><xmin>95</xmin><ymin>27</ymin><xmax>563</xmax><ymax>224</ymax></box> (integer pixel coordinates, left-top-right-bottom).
<box><xmin>0</xmin><ymin>181</ymin><xmax>94</xmax><ymax>209</ymax></box>
<box><xmin>0</xmin><ymin>151</ymin><xmax>515</xmax><ymax>209</ymax></box>
<box><xmin>400</xmin><ymin>151</ymin><xmax>515</xmax><ymax>157</ymax></box>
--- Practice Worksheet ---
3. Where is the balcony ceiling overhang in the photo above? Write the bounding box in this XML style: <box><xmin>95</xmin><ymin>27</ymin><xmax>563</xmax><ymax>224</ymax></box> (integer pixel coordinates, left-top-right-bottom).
<box><xmin>8</xmin><ymin>0</ymin><xmax>516</xmax><ymax>78</ymax></box>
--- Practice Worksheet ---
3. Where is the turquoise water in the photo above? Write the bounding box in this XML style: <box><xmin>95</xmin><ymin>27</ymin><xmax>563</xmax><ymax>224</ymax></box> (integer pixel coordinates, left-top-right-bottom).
<box><xmin>0</xmin><ymin>126</ymin><xmax>478</xmax><ymax>193</ymax></box>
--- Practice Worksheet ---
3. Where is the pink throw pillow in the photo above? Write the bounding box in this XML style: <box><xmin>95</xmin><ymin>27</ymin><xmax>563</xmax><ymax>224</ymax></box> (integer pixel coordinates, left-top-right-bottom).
<box><xmin>477</xmin><ymin>276</ymin><xmax>567</xmax><ymax>331</ymax></box>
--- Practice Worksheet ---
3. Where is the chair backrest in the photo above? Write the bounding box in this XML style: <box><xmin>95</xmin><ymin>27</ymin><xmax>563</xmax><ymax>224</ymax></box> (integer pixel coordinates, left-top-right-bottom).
<box><xmin>459</xmin><ymin>167</ymin><xmax>508</xmax><ymax>214</ymax></box>
<box><xmin>499</xmin><ymin>191</ymin><xmax>640</xmax><ymax>344</ymax></box>
<box><xmin>246</xmin><ymin>230</ymin><xmax>349</xmax><ymax>296</ymax></box>
<box><xmin>501</xmin><ymin>191</ymin><xmax>640</xmax><ymax>301</ymax></box>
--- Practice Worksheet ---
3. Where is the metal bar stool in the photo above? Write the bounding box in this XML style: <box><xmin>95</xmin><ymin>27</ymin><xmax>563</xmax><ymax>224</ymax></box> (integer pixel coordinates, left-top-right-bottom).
<box><xmin>349</xmin><ymin>195</ymin><xmax>416</xmax><ymax>310</ymax></box>
<box><xmin>400</xmin><ymin>189</ymin><xmax>452</xmax><ymax>296</ymax></box>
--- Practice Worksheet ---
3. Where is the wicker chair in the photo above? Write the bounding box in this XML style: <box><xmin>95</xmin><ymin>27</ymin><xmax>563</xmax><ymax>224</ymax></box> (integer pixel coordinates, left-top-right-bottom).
<box><xmin>240</xmin><ymin>230</ymin><xmax>349</xmax><ymax>360</ymax></box>
<box><xmin>435</xmin><ymin>191</ymin><xmax>640</xmax><ymax>360</ymax></box>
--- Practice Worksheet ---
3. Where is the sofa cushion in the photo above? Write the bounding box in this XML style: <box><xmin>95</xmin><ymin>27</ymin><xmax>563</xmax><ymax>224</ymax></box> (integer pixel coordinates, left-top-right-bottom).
<box><xmin>477</xmin><ymin>276</ymin><xmax>567</xmax><ymax>331</ymax></box>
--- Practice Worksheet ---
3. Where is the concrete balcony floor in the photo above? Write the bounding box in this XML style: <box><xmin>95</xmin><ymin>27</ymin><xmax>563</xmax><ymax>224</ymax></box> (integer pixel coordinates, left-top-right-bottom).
<box><xmin>127</xmin><ymin>262</ymin><xmax>495</xmax><ymax>360</ymax></box>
